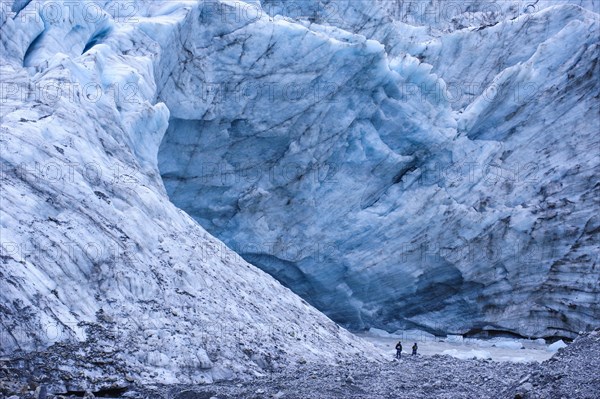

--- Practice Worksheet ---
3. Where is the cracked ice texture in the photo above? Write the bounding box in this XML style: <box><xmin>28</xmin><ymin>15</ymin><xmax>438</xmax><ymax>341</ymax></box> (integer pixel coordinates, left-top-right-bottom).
<box><xmin>157</xmin><ymin>0</ymin><xmax>600</xmax><ymax>338</ymax></box>
<box><xmin>0</xmin><ymin>0</ymin><xmax>381</xmax><ymax>384</ymax></box>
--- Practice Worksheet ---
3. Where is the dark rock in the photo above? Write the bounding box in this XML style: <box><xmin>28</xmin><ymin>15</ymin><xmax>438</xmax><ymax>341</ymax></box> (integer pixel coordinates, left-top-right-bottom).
<box><xmin>35</xmin><ymin>385</ymin><xmax>47</xmax><ymax>399</ymax></box>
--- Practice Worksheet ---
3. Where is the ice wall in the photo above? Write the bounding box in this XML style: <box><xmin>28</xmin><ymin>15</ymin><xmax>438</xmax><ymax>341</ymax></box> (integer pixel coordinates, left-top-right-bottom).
<box><xmin>157</xmin><ymin>0</ymin><xmax>600</xmax><ymax>338</ymax></box>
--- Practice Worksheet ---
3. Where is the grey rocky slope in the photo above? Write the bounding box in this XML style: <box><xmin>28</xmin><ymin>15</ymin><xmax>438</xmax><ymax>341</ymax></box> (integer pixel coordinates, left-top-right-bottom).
<box><xmin>506</xmin><ymin>329</ymin><xmax>600</xmax><ymax>399</ymax></box>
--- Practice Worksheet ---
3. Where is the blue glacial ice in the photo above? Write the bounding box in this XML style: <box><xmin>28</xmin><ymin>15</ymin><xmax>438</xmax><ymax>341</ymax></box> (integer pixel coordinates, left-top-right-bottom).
<box><xmin>157</xmin><ymin>0</ymin><xmax>600</xmax><ymax>338</ymax></box>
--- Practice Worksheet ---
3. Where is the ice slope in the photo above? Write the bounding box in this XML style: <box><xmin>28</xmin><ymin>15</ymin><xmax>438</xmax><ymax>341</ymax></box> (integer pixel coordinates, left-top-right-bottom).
<box><xmin>157</xmin><ymin>0</ymin><xmax>600</xmax><ymax>338</ymax></box>
<box><xmin>0</xmin><ymin>0</ymin><xmax>382</xmax><ymax>385</ymax></box>
<box><xmin>261</xmin><ymin>1</ymin><xmax>599</xmax><ymax>55</ymax></box>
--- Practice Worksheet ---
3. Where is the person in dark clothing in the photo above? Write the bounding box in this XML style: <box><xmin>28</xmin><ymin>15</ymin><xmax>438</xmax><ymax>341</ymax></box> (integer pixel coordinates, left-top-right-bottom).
<box><xmin>395</xmin><ymin>341</ymin><xmax>402</xmax><ymax>359</ymax></box>
<box><xmin>412</xmin><ymin>342</ymin><xmax>418</xmax><ymax>356</ymax></box>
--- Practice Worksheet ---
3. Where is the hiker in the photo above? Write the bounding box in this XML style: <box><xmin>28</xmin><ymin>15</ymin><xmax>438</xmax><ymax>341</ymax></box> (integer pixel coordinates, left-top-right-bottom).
<box><xmin>395</xmin><ymin>341</ymin><xmax>402</xmax><ymax>359</ymax></box>
<box><xmin>412</xmin><ymin>342</ymin><xmax>418</xmax><ymax>356</ymax></box>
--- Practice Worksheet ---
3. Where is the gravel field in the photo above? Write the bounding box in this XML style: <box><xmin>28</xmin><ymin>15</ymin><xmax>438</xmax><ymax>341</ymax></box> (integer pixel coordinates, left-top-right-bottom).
<box><xmin>151</xmin><ymin>355</ymin><xmax>533</xmax><ymax>399</ymax></box>
<box><xmin>2</xmin><ymin>330</ymin><xmax>599</xmax><ymax>399</ymax></box>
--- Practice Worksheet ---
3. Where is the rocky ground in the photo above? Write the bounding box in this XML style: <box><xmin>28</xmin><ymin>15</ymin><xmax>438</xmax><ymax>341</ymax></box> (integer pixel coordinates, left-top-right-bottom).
<box><xmin>151</xmin><ymin>355</ymin><xmax>533</xmax><ymax>399</ymax></box>
<box><xmin>505</xmin><ymin>330</ymin><xmax>600</xmax><ymax>399</ymax></box>
<box><xmin>2</xmin><ymin>330</ymin><xmax>599</xmax><ymax>399</ymax></box>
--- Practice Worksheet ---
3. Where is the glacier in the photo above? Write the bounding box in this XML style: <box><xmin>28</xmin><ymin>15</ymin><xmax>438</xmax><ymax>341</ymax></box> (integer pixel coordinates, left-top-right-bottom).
<box><xmin>0</xmin><ymin>0</ymin><xmax>382</xmax><ymax>388</ymax></box>
<box><xmin>0</xmin><ymin>0</ymin><xmax>599</xmax><ymax>391</ymax></box>
<box><xmin>156</xmin><ymin>0</ymin><xmax>600</xmax><ymax>339</ymax></box>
